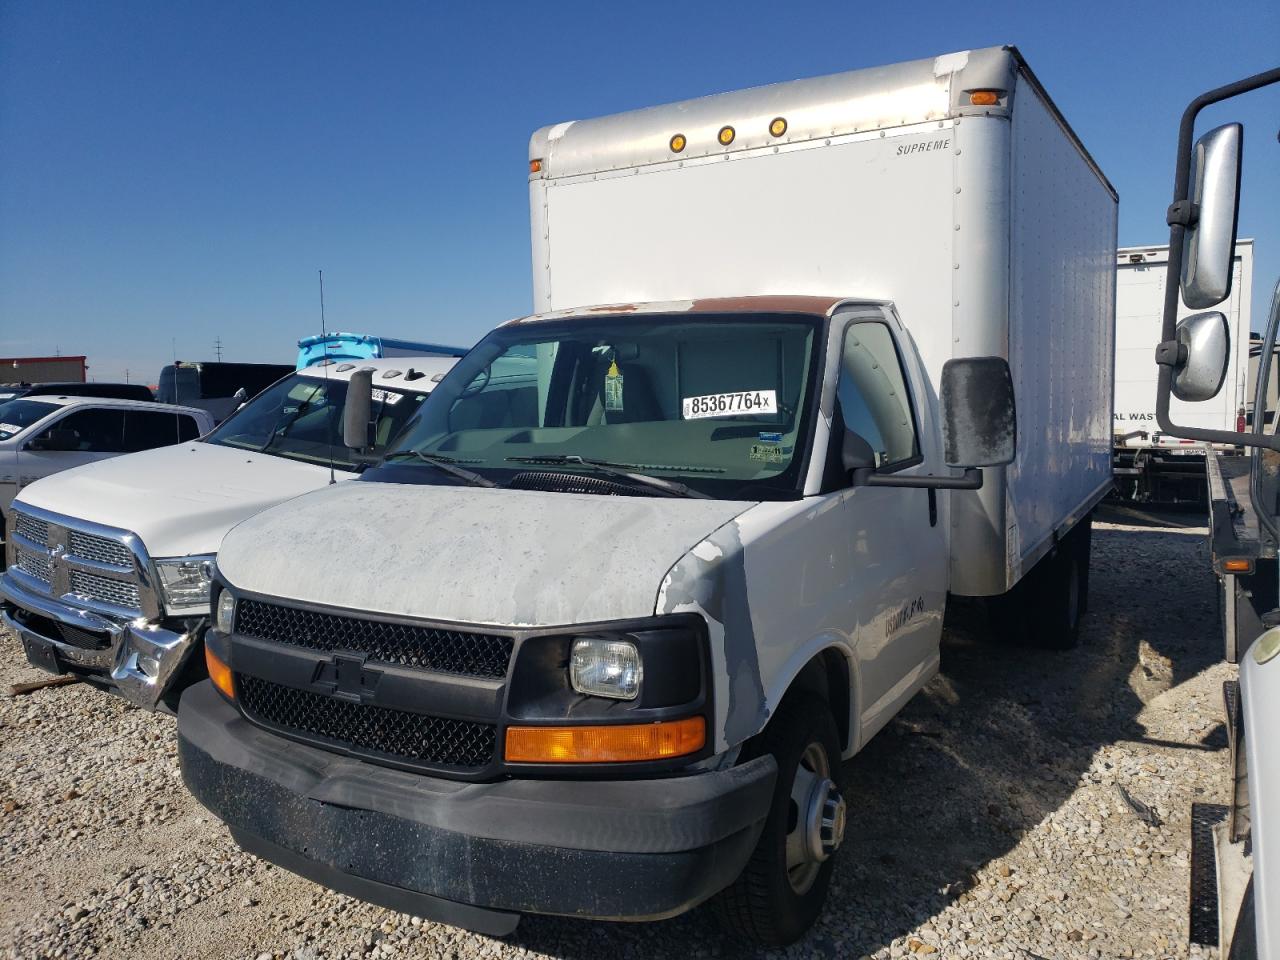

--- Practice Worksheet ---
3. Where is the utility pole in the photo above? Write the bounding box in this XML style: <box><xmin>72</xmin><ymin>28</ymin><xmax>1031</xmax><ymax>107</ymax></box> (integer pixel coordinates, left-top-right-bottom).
<box><xmin>214</xmin><ymin>336</ymin><xmax>224</xmax><ymax>362</ymax></box>
<box><xmin>124</xmin><ymin>369</ymin><xmax>130</xmax><ymax>383</ymax></box>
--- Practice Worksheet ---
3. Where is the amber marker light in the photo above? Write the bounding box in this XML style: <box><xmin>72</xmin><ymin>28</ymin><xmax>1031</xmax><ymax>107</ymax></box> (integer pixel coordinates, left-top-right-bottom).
<box><xmin>769</xmin><ymin>116</ymin><xmax>787</xmax><ymax>137</ymax></box>
<box><xmin>505</xmin><ymin>716</ymin><xmax>706</xmax><ymax>764</ymax></box>
<box><xmin>529</xmin><ymin>159</ymin><xmax>543</xmax><ymax>174</ymax></box>
<box><xmin>1223</xmin><ymin>558</ymin><xmax>1253</xmax><ymax>573</ymax></box>
<box><xmin>718</xmin><ymin>125</ymin><xmax>736</xmax><ymax>146</ymax></box>
<box><xmin>969</xmin><ymin>90</ymin><xmax>1000</xmax><ymax>106</ymax></box>
<box><xmin>206</xmin><ymin>646</ymin><xmax>234</xmax><ymax>700</ymax></box>
<box><xmin>669</xmin><ymin>133</ymin><xmax>687</xmax><ymax>153</ymax></box>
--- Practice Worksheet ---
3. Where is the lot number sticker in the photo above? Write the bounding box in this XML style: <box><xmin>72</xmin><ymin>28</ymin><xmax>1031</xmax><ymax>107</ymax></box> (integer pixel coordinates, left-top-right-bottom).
<box><xmin>682</xmin><ymin>390</ymin><xmax>777</xmax><ymax>420</ymax></box>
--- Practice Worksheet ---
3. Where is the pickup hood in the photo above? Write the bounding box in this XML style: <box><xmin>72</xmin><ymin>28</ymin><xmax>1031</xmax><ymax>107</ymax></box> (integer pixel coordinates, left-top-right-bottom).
<box><xmin>217</xmin><ymin>481</ymin><xmax>754</xmax><ymax>627</ymax></box>
<box><xmin>14</xmin><ymin>443</ymin><xmax>340</xmax><ymax>558</ymax></box>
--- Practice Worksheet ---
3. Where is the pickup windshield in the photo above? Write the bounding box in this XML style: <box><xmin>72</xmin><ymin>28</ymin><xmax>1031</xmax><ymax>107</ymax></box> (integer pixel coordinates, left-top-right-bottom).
<box><xmin>205</xmin><ymin>373</ymin><xmax>427</xmax><ymax>469</ymax></box>
<box><xmin>364</xmin><ymin>313</ymin><xmax>821</xmax><ymax>499</ymax></box>
<box><xmin>0</xmin><ymin>399</ymin><xmax>59</xmax><ymax>441</ymax></box>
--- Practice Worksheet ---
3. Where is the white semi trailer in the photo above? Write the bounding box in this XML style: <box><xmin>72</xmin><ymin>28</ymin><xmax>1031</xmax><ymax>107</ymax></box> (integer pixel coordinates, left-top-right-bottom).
<box><xmin>180</xmin><ymin>46</ymin><xmax>1116</xmax><ymax>945</ymax></box>
<box><xmin>1113</xmin><ymin>240</ymin><xmax>1253</xmax><ymax>501</ymax></box>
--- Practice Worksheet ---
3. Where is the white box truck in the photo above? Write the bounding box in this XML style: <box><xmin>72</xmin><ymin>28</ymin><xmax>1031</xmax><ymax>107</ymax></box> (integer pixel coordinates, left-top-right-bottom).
<box><xmin>1113</xmin><ymin>240</ymin><xmax>1253</xmax><ymax>501</ymax></box>
<box><xmin>179</xmin><ymin>46</ymin><xmax>1116</xmax><ymax>945</ymax></box>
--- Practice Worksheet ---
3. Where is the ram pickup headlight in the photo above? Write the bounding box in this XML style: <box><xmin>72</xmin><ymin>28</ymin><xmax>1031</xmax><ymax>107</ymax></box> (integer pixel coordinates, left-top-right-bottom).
<box><xmin>155</xmin><ymin>556</ymin><xmax>216</xmax><ymax>616</ymax></box>
<box><xmin>570</xmin><ymin>637</ymin><xmax>642</xmax><ymax>700</ymax></box>
<box><xmin>214</xmin><ymin>589</ymin><xmax>236</xmax><ymax>634</ymax></box>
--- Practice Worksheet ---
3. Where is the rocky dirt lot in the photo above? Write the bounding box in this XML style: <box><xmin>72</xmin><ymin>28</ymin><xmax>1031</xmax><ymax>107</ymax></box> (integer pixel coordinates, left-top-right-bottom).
<box><xmin>0</xmin><ymin>505</ymin><xmax>1232</xmax><ymax>960</ymax></box>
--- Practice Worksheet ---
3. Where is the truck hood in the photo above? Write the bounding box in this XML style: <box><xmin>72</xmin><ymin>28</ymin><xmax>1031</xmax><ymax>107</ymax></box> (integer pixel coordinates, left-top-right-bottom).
<box><xmin>217</xmin><ymin>481</ymin><xmax>754</xmax><ymax>627</ymax></box>
<box><xmin>14</xmin><ymin>442</ymin><xmax>340</xmax><ymax>558</ymax></box>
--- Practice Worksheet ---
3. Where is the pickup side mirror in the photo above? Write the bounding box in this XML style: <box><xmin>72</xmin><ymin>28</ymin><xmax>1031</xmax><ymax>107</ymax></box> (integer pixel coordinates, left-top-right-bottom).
<box><xmin>940</xmin><ymin>357</ymin><xmax>1017</xmax><ymax>468</ymax></box>
<box><xmin>841</xmin><ymin>429</ymin><xmax>876</xmax><ymax>472</ymax></box>
<box><xmin>27</xmin><ymin>428</ymin><xmax>79</xmax><ymax>452</ymax></box>
<box><xmin>1180</xmin><ymin>123</ymin><xmax>1242</xmax><ymax>310</ymax></box>
<box><xmin>342</xmin><ymin>368</ymin><xmax>375</xmax><ymax>450</ymax></box>
<box><xmin>232</xmin><ymin>387</ymin><xmax>249</xmax><ymax>407</ymax></box>
<box><xmin>1170</xmin><ymin>311</ymin><xmax>1230</xmax><ymax>402</ymax></box>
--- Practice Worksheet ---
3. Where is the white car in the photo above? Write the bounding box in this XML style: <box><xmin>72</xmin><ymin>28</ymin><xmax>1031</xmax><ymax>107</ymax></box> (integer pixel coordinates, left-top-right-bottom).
<box><xmin>0</xmin><ymin>396</ymin><xmax>214</xmax><ymax>518</ymax></box>
<box><xmin>1</xmin><ymin>357</ymin><xmax>456</xmax><ymax>710</ymax></box>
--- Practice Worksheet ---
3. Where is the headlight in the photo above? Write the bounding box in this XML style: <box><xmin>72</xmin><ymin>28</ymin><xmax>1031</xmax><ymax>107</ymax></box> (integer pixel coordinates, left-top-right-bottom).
<box><xmin>215</xmin><ymin>589</ymin><xmax>236</xmax><ymax>634</ymax></box>
<box><xmin>570</xmin><ymin>637</ymin><xmax>642</xmax><ymax>700</ymax></box>
<box><xmin>155</xmin><ymin>555</ymin><xmax>216</xmax><ymax>615</ymax></box>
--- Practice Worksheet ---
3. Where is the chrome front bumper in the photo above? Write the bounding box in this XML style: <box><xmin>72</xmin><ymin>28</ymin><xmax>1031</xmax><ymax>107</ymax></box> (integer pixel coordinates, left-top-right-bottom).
<box><xmin>0</xmin><ymin>570</ymin><xmax>203</xmax><ymax>711</ymax></box>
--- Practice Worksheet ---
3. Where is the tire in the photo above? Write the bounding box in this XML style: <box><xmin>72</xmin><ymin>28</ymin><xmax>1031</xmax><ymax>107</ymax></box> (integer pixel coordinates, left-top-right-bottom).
<box><xmin>986</xmin><ymin>515</ymin><xmax>1092</xmax><ymax>650</ymax></box>
<box><xmin>713</xmin><ymin>701</ymin><xmax>844</xmax><ymax>946</ymax></box>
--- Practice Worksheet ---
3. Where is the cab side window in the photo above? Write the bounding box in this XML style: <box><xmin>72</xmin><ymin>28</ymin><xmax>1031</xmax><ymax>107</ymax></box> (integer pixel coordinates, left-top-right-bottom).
<box><xmin>122</xmin><ymin>410</ymin><xmax>202</xmax><ymax>451</ymax></box>
<box><xmin>36</xmin><ymin>408</ymin><xmax>126</xmax><ymax>452</ymax></box>
<box><xmin>835</xmin><ymin>322</ymin><xmax>919</xmax><ymax>469</ymax></box>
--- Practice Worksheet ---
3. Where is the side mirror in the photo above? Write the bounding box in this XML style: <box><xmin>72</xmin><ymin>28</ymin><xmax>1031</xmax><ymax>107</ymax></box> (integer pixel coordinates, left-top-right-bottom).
<box><xmin>232</xmin><ymin>387</ymin><xmax>248</xmax><ymax>407</ymax></box>
<box><xmin>1170</xmin><ymin>311</ymin><xmax>1230</xmax><ymax>402</ymax></box>
<box><xmin>1181</xmin><ymin>123</ymin><xmax>1242</xmax><ymax>309</ymax></box>
<box><xmin>841</xmin><ymin>430</ymin><xmax>876</xmax><ymax>473</ymax></box>
<box><xmin>940</xmin><ymin>357</ymin><xmax>1017</xmax><ymax>468</ymax></box>
<box><xmin>342</xmin><ymin>369</ymin><xmax>375</xmax><ymax>450</ymax></box>
<box><xmin>28</xmin><ymin>428</ymin><xmax>78</xmax><ymax>452</ymax></box>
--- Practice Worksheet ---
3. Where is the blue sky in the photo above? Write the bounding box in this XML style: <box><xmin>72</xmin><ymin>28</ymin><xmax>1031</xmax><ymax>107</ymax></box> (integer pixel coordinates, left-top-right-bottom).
<box><xmin>1</xmin><ymin>0</ymin><xmax>1277</xmax><ymax>383</ymax></box>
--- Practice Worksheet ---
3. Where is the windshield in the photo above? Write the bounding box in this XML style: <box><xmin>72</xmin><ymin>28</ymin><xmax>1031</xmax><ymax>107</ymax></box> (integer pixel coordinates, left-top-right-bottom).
<box><xmin>363</xmin><ymin>313</ymin><xmax>822</xmax><ymax>499</ymax></box>
<box><xmin>205</xmin><ymin>373</ymin><xmax>428</xmax><ymax>468</ymax></box>
<box><xmin>0</xmin><ymin>399</ymin><xmax>59</xmax><ymax>441</ymax></box>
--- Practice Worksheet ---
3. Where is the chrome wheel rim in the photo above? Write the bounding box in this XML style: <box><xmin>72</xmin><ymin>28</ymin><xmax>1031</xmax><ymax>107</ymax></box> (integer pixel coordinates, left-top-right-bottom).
<box><xmin>785</xmin><ymin>741</ymin><xmax>845</xmax><ymax>895</ymax></box>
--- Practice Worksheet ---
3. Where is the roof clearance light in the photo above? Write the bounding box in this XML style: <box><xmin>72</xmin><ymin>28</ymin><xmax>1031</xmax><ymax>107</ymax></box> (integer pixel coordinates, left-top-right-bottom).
<box><xmin>769</xmin><ymin>117</ymin><xmax>787</xmax><ymax>137</ymax></box>
<box><xmin>969</xmin><ymin>90</ymin><xmax>1000</xmax><ymax>106</ymax></box>
<box><xmin>718</xmin><ymin>125</ymin><xmax>736</xmax><ymax>146</ymax></box>
<box><xmin>669</xmin><ymin>133</ymin><xmax>686</xmax><ymax>153</ymax></box>
<box><xmin>529</xmin><ymin>159</ymin><xmax>543</xmax><ymax>173</ymax></box>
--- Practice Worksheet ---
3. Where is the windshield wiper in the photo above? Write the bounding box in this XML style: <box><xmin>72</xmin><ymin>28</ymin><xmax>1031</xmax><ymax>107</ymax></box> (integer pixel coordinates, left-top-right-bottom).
<box><xmin>383</xmin><ymin>450</ymin><xmax>498</xmax><ymax>488</ymax></box>
<box><xmin>504</xmin><ymin>455</ymin><xmax>709</xmax><ymax>499</ymax></box>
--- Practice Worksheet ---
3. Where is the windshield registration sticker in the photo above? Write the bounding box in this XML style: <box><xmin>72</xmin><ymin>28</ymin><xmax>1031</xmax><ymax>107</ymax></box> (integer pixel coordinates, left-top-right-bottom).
<box><xmin>682</xmin><ymin>390</ymin><xmax>777</xmax><ymax>420</ymax></box>
<box><xmin>370</xmin><ymin>388</ymin><xmax>402</xmax><ymax>405</ymax></box>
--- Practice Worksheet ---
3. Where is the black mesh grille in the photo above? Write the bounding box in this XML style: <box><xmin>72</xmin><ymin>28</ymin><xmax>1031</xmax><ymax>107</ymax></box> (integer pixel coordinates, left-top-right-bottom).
<box><xmin>235</xmin><ymin>600</ymin><xmax>513</xmax><ymax>679</ymax></box>
<box><xmin>237</xmin><ymin>675</ymin><xmax>496</xmax><ymax>769</ymax></box>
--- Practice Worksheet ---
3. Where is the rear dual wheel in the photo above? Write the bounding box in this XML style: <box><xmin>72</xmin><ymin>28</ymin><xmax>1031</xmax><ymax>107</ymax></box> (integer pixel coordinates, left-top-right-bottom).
<box><xmin>987</xmin><ymin>515</ymin><xmax>1092</xmax><ymax>649</ymax></box>
<box><xmin>713</xmin><ymin>703</ymin><xmax>845</xmax><ymax>946</ymax></box>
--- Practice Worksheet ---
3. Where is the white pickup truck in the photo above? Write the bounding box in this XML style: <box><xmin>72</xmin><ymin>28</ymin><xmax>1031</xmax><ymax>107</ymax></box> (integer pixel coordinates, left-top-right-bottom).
<box><xmin>1</xmin><ymin>357</ymin><xmax>454</xmax><ymax>710</ymax></box>
<box><xmin>179</xmin><ymin>46</ymin><xmax>1115</xmax><ymax>945</ymax></box>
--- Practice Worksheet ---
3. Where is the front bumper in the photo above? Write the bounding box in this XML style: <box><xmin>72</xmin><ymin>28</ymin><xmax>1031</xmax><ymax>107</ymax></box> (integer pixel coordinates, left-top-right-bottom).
<box><xmin>0</xmin><ymin>570</ymin><xmax>202</xmax><ymax>711</ymax></box>
<box><xmin>179</xmin><ymin>681</ymin><xmax>776</xmax><ymax>933</ymax></box>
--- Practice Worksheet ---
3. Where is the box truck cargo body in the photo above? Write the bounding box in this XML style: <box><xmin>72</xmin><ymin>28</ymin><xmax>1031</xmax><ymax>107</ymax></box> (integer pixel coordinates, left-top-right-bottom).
<box><xmin>182</xmin><ymin>46</ymin><xmax>1117</xmax><ymax>944</ymax></box>
<box><xmin>529</xmin><ymin>45</ymin><xmax>1116</xmax><ymax>594</ymax></box>
<box><xmin>1113</xmin><ymin>241</ymin><xmax>1252</xmax><ymax>501</ymax></box>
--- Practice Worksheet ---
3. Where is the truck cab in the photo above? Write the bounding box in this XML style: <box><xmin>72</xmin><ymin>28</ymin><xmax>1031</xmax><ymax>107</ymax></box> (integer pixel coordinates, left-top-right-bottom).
<box><xmin>1</xmin><ymin>357</ymin><xmax>455</xmax><ymax>710</ymax></box>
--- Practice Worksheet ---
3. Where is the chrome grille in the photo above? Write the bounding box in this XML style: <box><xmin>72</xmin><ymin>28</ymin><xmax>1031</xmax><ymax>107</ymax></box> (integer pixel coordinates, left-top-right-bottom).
<box><xmin>15</xmin><ymin>548</ymin><xmax>53</xmax><ymax>583</ymax></box>
<box><xmin>13</xmin><ymin>512</ymin><xmax>49</xmax><ymax>546</ymax></box>
<box><xmin>69</xmin><ymin>531</ymin><xmax>132</xmax><ymax>568</ymax></box>
<box><xmin>69</xmin><ymin>570</ymin><xmax>141</xmax><ymax>612</ymax></box>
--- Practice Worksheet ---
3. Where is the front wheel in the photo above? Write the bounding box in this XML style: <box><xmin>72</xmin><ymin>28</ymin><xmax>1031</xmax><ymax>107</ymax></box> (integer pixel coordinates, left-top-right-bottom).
<box><xmin>713</xmin><ymin>703</ymin><xmax>845</xmax><ymax>946</ymax></box>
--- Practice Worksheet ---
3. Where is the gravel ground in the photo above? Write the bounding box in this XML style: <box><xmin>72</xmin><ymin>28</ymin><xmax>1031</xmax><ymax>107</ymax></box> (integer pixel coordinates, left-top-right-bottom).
<box><xmin>0</xmin><ymin>505</ymin><xmax>1232</xmax><ymax>960</ymax></box>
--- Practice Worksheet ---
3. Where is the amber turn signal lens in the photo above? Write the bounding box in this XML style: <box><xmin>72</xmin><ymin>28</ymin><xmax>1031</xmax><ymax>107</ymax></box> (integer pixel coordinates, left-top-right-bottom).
<box><xmin>1223</xmin><ymin>559</ymin><xmax>1252</xmax><ymax>573</ymax></box>
<box><xmin>505</xmin><ymin>716</ymin><xmax>706</xmax><ymax>763</ymax></box>
<box><xmin>717</xmin><ymin>125</ymin><xmax>736</xmax><ymax>146</ymax></box>
<box><xmin>969</xmin><ymin>90</ymin><xmax>1000</xmax><ymax>106</ymax></box>
<box><xmin>669</xmin><ymin>133</ymin><xmax>686</xmax><ymax>153</ymax></box>
<box><xmin>769</xmin><ymin>116</ymin><xmax>787</xmax><ymax>137</ymax></box>
<box><xmin>529</xmin><ymin>158</ymin><xmax>543</xmax><ymax>174</ymax></box>
<box><xmin>206</xmin><ymin>646</ymin><xmax>234</xmax><ymax>700</ymax></box>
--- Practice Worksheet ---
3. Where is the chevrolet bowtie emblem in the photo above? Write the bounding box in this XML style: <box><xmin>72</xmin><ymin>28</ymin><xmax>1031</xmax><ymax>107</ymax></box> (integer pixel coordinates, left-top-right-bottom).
<box><xmin>312</xmin><ymin>654</ymin><xmax>382</xmax><ymax>704</ymax></box>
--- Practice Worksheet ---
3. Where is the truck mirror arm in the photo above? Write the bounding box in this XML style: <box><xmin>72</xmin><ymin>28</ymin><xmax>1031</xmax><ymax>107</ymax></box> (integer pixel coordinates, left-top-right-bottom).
<box><xmin>1156</xmin><ymin>64</ymin><xmax>1280</xmax><ymax>453</ymax></box>
<box><xmin>852</xmin><ymin>467</ymin><xmax>983</xmax><ymax>490</ymax></box>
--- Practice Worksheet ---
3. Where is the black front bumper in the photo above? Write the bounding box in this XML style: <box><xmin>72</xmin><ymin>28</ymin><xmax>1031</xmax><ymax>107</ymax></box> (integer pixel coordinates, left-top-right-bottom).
<box><xmin>178</xmin><ymin>681</ymin><xmax>776</xmax><ymax>934</ymax></box>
